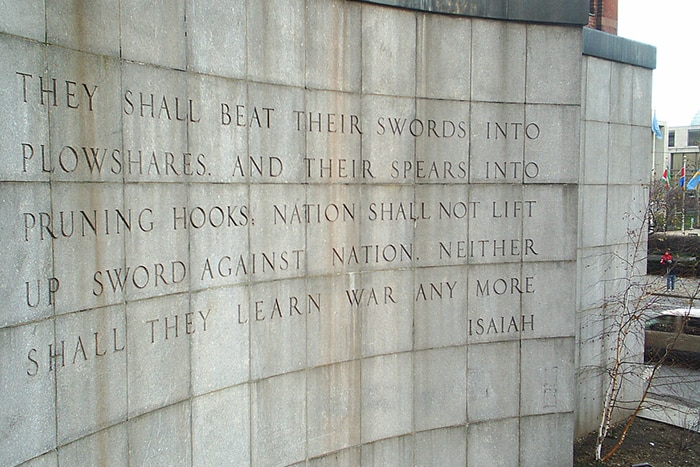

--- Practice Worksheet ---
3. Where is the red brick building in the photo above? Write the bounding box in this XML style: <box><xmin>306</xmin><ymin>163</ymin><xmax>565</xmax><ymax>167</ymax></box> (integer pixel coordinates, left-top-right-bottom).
<box><xmin>588</xmin><ymin>0</ymin><xmax>618</xmax><ymax>35</ymax></box>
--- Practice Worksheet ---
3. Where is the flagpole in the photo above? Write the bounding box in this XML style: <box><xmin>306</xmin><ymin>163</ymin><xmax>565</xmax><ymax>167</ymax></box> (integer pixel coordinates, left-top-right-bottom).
<box><xmin>682</xmin><ymin>155</ymin><xmax>687</xmax><ymax>232</ymax></box>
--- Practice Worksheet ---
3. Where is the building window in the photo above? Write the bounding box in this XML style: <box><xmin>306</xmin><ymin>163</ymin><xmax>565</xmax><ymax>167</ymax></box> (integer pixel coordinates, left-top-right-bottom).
<box><xmin>669</xmin><ymin>130</ymin><xmax>675</xmax><ymax>147</ymax></box>
<box><xmin>688</xmin><ymin>129</ymin><xmax>700</xmax><ymax>147</ymax></box>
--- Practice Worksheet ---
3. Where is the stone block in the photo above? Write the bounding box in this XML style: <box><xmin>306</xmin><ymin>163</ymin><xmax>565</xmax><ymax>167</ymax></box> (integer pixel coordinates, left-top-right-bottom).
<box><xmin>467</xmin><ymin>184</ymin><xmax>526</xmax><ymax>265</ymax></box>
<box><xmin>467</xmin><ymin>341</ymin><xmax>520</xmax><ymax>421</ymax></box>
<box><xmin>305</xmin><ymin>0</ymin><xmax>362</xmax><ymax>92</ymax></box>
<box><xmin>307</xmin><ymin>361</ymin><xmax>361</xmax><ymax>458</ymax></box>
<box><xmin>361</xmin><ymin>4</ymin><xmax>416</xmax><ymax>97</ymax></box>
<box><xmin>123</xmin><ymin>183</ymin><xmax>189</xmax><ymax>302</ymax></box>
<box><xmin>128</xmin><ymin>402</ymin><xmax>191</xmax><ymax>466</ymax></box>
<box><xmin>467</xmin><ymin>418</ymin><xmax>519</xmax><ymax>466</ymax></box>
<box><xmin>522</xmin><ymin>261</ymin><xmax>576</xmax><ymax>339</ymax></box>
<box><xmin>55</xmin><ymin>305</ymin><xmax>127</xmax><ymax>444</ymax></box>
<box><xmin>522</xmin><ymin>185</ymin><xmax>578</xmax><ymax>262</ymax></box>
<box><xmin>0</xmin><ymin>182</ymin><xmax>53</xmax><ymax>326</ymax></box>
<box><xmin>306</xmin><ymin>274</ymin><xmax>361</xmax><ymax>367</ymax></box>
<box><xmin>526</xmin><ymin>25</ymin><xmax>582</xmax><ymax>105</ymax></box>
<box><xmin>251</xmin><ymin>371</ymin><xmax>306</xmax><ymax>466</ymax></box>
<box><xmin>520</xmin><ymin>413</ymin><xmax>574</xmax><ymax>466</ymax></box>
<box><xmin>358</xmin><ymin>270</ymin><xmax>414</xmax><ymax>357</ymax></box>
<box><xmin>51</xmin><ymin>182</ymin><xmax>126</xmax><ymax>314</ymax></box>
<box><xmin>577</xmin><ymin>245</ymin><xmax>609</xmax><ymax>311</ymax></box>
<box><xmin>0</xmin><ymin>35</ymin><xmax>48</xmax><ymax>182</ymax></box>
<box><xmin>583</xmin><ymin>57</ymin><xmax>612</xmax><ymax>122</ymax></box>
<box><xmin>304</xmin><ymin>184</ymin><xmax>362</xmax><ymax>277</ymax></box>
<box><xmin>469</xmin><ymin>102</ymin><xmax>526</xmax><ymax>185</ymax></box>
<box><xmin>524</xmin><ymin>103</ymin><xmax>580</xmax><ymax>185</ymax></box>
<box><xmin>361</xmin><ymin>434</ymin><xmax>414</xmax><ymax>466</ymax></box>
<box><xmin>186</xmin><ymin>0</ymin><xmax>246</xmax><ymax>79</ymax></box>
<box><xmin>247</xmin><ymin>83</ymin><xmax>306</xmax><ymax>183</ymax></box>
<box><xmin>247</xmin><ymin>0</ymin><xmax>305</xmax><ymax>87</ymax></box>
<box><xmin>414</xmin><ymin>347</ymin><xmax>467</xmax><ymax>431</ymax></box>
<box><xmin>415</xmin><ymin>427</ymin><xmax>467</xmax><ymax>467</ymax></box>
<box><xmin>126</xmin><ymin>294</ymin><xmax>191</xmax><ymax>418</ymax></box>
<box><xmin>608</xmin><ymin>123</ymin><xmax>633</xmax><ymax>185</ymax></box>
<box><xmin>361</xmin><ymin>353</ymin><xmax>413</xmax><ymax>443</ymax></box>
<box><xmin>415</xmin><ymin>98</ymin><xmax>470</xmax><ymax>184</ymax></box>
<box><xmin>355</xmin><ymin>185</ymin><xmax>416</xmax><ymax>274</ymax></box>
<box><xmin>46</xmin><ymin>48</ymin><xmax>122</xmax><ymax>182</ymax></box>
<box><xmin>582</xmin><ymin>120</ymin><xmax>610</xmax><ymax>185</ymax></box>
<box><xmin>416</xmin><ymin>14</ymin><xmax>471</xmax><ymax>100</ymax></box>
<box><xmin>303</xmin><ymin>89</ymin><xmax>364</xmax><ymax>183</ymax></box>
<box><xmin>192</xmin><ymin>384</ymin><xmax>250</xmax><ymax>466</ymax></box>
<box><xmin>610</xmin><ymin>63</ymin><xmax>634</xmax><ymax>125</ymax></box>
<box><xmin>579</xmin><ymin>185</ymin><xmax>608</xmax><ymax>248</ymax></box>
<box><xmin>190</xmin><ymin>286</ymin><xmax>250</xmax><ymax>395</ymax></box>
<box><xmin>120</xmin><ymin>0</ymin><xmax>186</xmax><ymax>69</ymax></box>
<box><xmin>361</xmin><ymin>94</ymin><xmax>417</xmax><ymax>185</ymax></box>
<box><xmin>413</xmin><ymin>265</ymin><xmax>468</xmax><ymax>349</ymax></box>
<box><xmin>121</xmin><ymin>63</ymin><xmax>191</xmax><ymax>183</ymax></box>
<box><xmin>0</xmin><ymin>320</ymin><xmax>56</xmax><ymax>466</ymax></box>
<box><xmin>467</xmin><ymin>263</ymin><xmax>527</xmax><ymax>344</ymax></box>
<box><xmin>188</xmin><ymin>183</ymin><xmax>250</xmax><ymax>292</ymax></box>
<box><xmin>249</xmin><ymin>278</ymin><xmax>308</xmax><ymax>380</ymax></box>
<box><xmin>520</xmin><ymin>337</ymin><xmax>575</xmax><ymax>416</ymax></box>
<box><xmin>47</xmin><ymin>0</ymin><xmax>120</xmax><ymax>56</ymax></box>
<box><xmin>58</xmin><ymin>424</ymin><xmax>128</xmax><ymax>466</ymax></box>
<box><xmin>0</xmin><ymin>0</ymin><xmax>44</xmax><ymax>41</ymax></box>
<box><xmin>414</xmin><ymin>185</ymin><xmax>471</xmax><ymax>269</ymax></box>
<box><xmin>248</xmin><ymin>183</ymin><xmax>307</xmax><ymax>282</ymax></box>
<box><xmin>471</xmin><ymin>19</ymin><xmax>526</xmax><ymax>103</ymax></box>
<box><xmin>187</xmin><ymin>73</ymin><xmax>248</xmax><ymax>183</ymax></box>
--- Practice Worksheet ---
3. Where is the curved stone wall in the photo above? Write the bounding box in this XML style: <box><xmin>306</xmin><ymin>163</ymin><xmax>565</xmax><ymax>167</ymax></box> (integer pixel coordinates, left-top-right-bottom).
<box><xmin>0</xmin><ymin>1</ymin><xmax>592</xmax><ymax>465</ymax></box>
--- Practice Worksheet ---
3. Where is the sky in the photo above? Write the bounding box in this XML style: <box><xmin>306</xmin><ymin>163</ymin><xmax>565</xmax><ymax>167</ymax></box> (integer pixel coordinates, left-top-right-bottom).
<box><xmin>618</xmin><ymin>0</ymin><xmax>700</xmax><ymax>127</ymax></box>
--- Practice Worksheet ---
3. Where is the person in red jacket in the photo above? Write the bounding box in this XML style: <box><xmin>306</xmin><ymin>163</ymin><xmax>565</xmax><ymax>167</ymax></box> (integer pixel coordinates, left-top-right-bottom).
<box><xmin>660</xmin><ymin>249</ymin><xmax>676</xmax><ymax>291</ymax></box>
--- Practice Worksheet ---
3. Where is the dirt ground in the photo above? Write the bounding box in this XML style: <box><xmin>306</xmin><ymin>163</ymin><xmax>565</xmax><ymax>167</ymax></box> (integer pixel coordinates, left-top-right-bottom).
<box><xmin>574</xmin><ymin>417</ymin><xmax>700</xmax><ymax>466</ymax></box>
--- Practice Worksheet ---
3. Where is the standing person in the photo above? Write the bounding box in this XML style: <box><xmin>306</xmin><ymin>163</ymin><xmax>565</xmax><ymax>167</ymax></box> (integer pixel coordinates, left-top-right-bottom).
<box><xmin>660</xmin><ymin>249</ymin><xmax>676</xmax><ymax>291</ymax></box>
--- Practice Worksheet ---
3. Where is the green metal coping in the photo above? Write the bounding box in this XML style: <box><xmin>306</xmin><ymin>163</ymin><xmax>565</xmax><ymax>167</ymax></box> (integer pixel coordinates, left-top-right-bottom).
<box><xmin>352</xmin><ymin>0</ymin><xmax>590</xmax><ymax>25</ymax></box>
<box><xmin>583</xmin><ymin>28</ymin><xmax>657</xmax><ymax>70</ymax></box>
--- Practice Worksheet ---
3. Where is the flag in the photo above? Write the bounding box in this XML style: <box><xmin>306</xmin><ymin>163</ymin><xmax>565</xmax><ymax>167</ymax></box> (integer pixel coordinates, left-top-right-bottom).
<box><xmin>661</xmin><ymin>167</ymin><xmax>670</xmax><ymax>188</ymax></box>
<box><xmin>679</xmin><ymin>167</ymin><xmax>686</xmax><ymax>187</ymax></box>
<box><xmin>687</xmin><ymin>171</ymin><xmax>700</xmax><ymax>190</ymax></box>
<box><xmin>652</xmin><ymin>111</ymin><xmax>663</xmax><ymax>139</ymax></box>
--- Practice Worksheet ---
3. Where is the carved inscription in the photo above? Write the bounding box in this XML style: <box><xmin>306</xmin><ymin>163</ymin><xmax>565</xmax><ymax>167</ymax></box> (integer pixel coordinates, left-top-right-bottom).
<box><xmin>9</xmin><ymin>67</ymin><xmax>571</xmax><ymax>379</ymax></box>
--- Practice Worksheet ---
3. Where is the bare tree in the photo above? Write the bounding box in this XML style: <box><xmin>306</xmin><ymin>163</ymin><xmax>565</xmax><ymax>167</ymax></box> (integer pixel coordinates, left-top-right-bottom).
<box><xmin>590</xmin><ymin>196</ymin><xmax>700</xmax><ymax>462</ymax></box>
